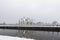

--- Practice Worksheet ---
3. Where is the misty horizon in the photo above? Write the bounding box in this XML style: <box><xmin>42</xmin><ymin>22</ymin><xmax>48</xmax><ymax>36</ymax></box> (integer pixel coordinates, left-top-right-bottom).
<box><xmin>0</xmin><ymin>0</ymin><xmax>60</xmax><ymax>24</ymax></box>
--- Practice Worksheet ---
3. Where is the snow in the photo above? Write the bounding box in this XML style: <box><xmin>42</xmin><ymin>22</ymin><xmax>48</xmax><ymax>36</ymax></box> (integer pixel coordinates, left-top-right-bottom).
<box><xmin>0</xmin><ymin>35</ymin><xmax>35</xmax><ymax>40</ymax></box>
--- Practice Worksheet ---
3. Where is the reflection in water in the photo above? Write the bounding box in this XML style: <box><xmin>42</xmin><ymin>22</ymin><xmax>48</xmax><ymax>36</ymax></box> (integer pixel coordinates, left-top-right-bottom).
<box><xmin>0</xmin><ymin>29</ymin><xmax>60</xmax><ymax>40</ymax></box>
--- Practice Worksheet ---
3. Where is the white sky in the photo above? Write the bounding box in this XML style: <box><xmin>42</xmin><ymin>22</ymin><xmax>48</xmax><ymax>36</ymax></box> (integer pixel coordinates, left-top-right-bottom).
<box><xmin>0</xmin><ymin>0</ymin><xmax>60</xmax><ymax>24</ymax></box>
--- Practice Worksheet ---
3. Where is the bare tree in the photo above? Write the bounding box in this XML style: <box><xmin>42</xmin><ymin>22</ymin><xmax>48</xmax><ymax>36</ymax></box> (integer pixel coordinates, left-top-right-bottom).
<box><xmin>3</xmin><ymin>22</ymin><xmax>6</xmax><ymax>25</ymax></box>
<box><xmin>52</xmin><ymin>21</ymin><xmax>58</xmax><ymax>26</ymax></box>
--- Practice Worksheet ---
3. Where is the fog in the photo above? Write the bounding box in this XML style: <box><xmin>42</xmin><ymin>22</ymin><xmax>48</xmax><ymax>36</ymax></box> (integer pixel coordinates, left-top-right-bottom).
<box><xmin>0</xmin><ymin>0</ymin><xmax>60</xmax><ymax>24</ymax></box>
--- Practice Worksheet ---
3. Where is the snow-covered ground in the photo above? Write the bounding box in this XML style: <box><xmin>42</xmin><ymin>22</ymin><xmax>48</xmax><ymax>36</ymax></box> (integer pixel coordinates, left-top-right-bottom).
<box><xmin>0</xmin><ymin>35</ymin><xmax>35</xmax><ymax>40</ymax></box>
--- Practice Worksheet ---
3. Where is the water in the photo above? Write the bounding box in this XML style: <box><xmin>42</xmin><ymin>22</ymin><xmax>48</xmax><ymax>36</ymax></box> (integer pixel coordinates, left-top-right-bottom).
<box><xmin>0</xmin><ymin>29</ymin><xmax>60</xmax><ymax>40</ymax></box>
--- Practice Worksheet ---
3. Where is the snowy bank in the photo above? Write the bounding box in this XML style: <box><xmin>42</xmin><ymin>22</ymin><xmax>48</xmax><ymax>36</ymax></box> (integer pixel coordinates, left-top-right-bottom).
<box><xmin>0</xmin><ymin>35</ymin><xmax>35</xmax><ymax>40</ymax></box>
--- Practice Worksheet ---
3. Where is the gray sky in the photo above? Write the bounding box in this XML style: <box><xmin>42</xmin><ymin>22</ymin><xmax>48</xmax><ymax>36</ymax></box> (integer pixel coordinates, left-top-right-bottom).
<box><xmin>0</xmin><ymin>0</ymin><xmax>60</xmax><ymax>24</ymax></box>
